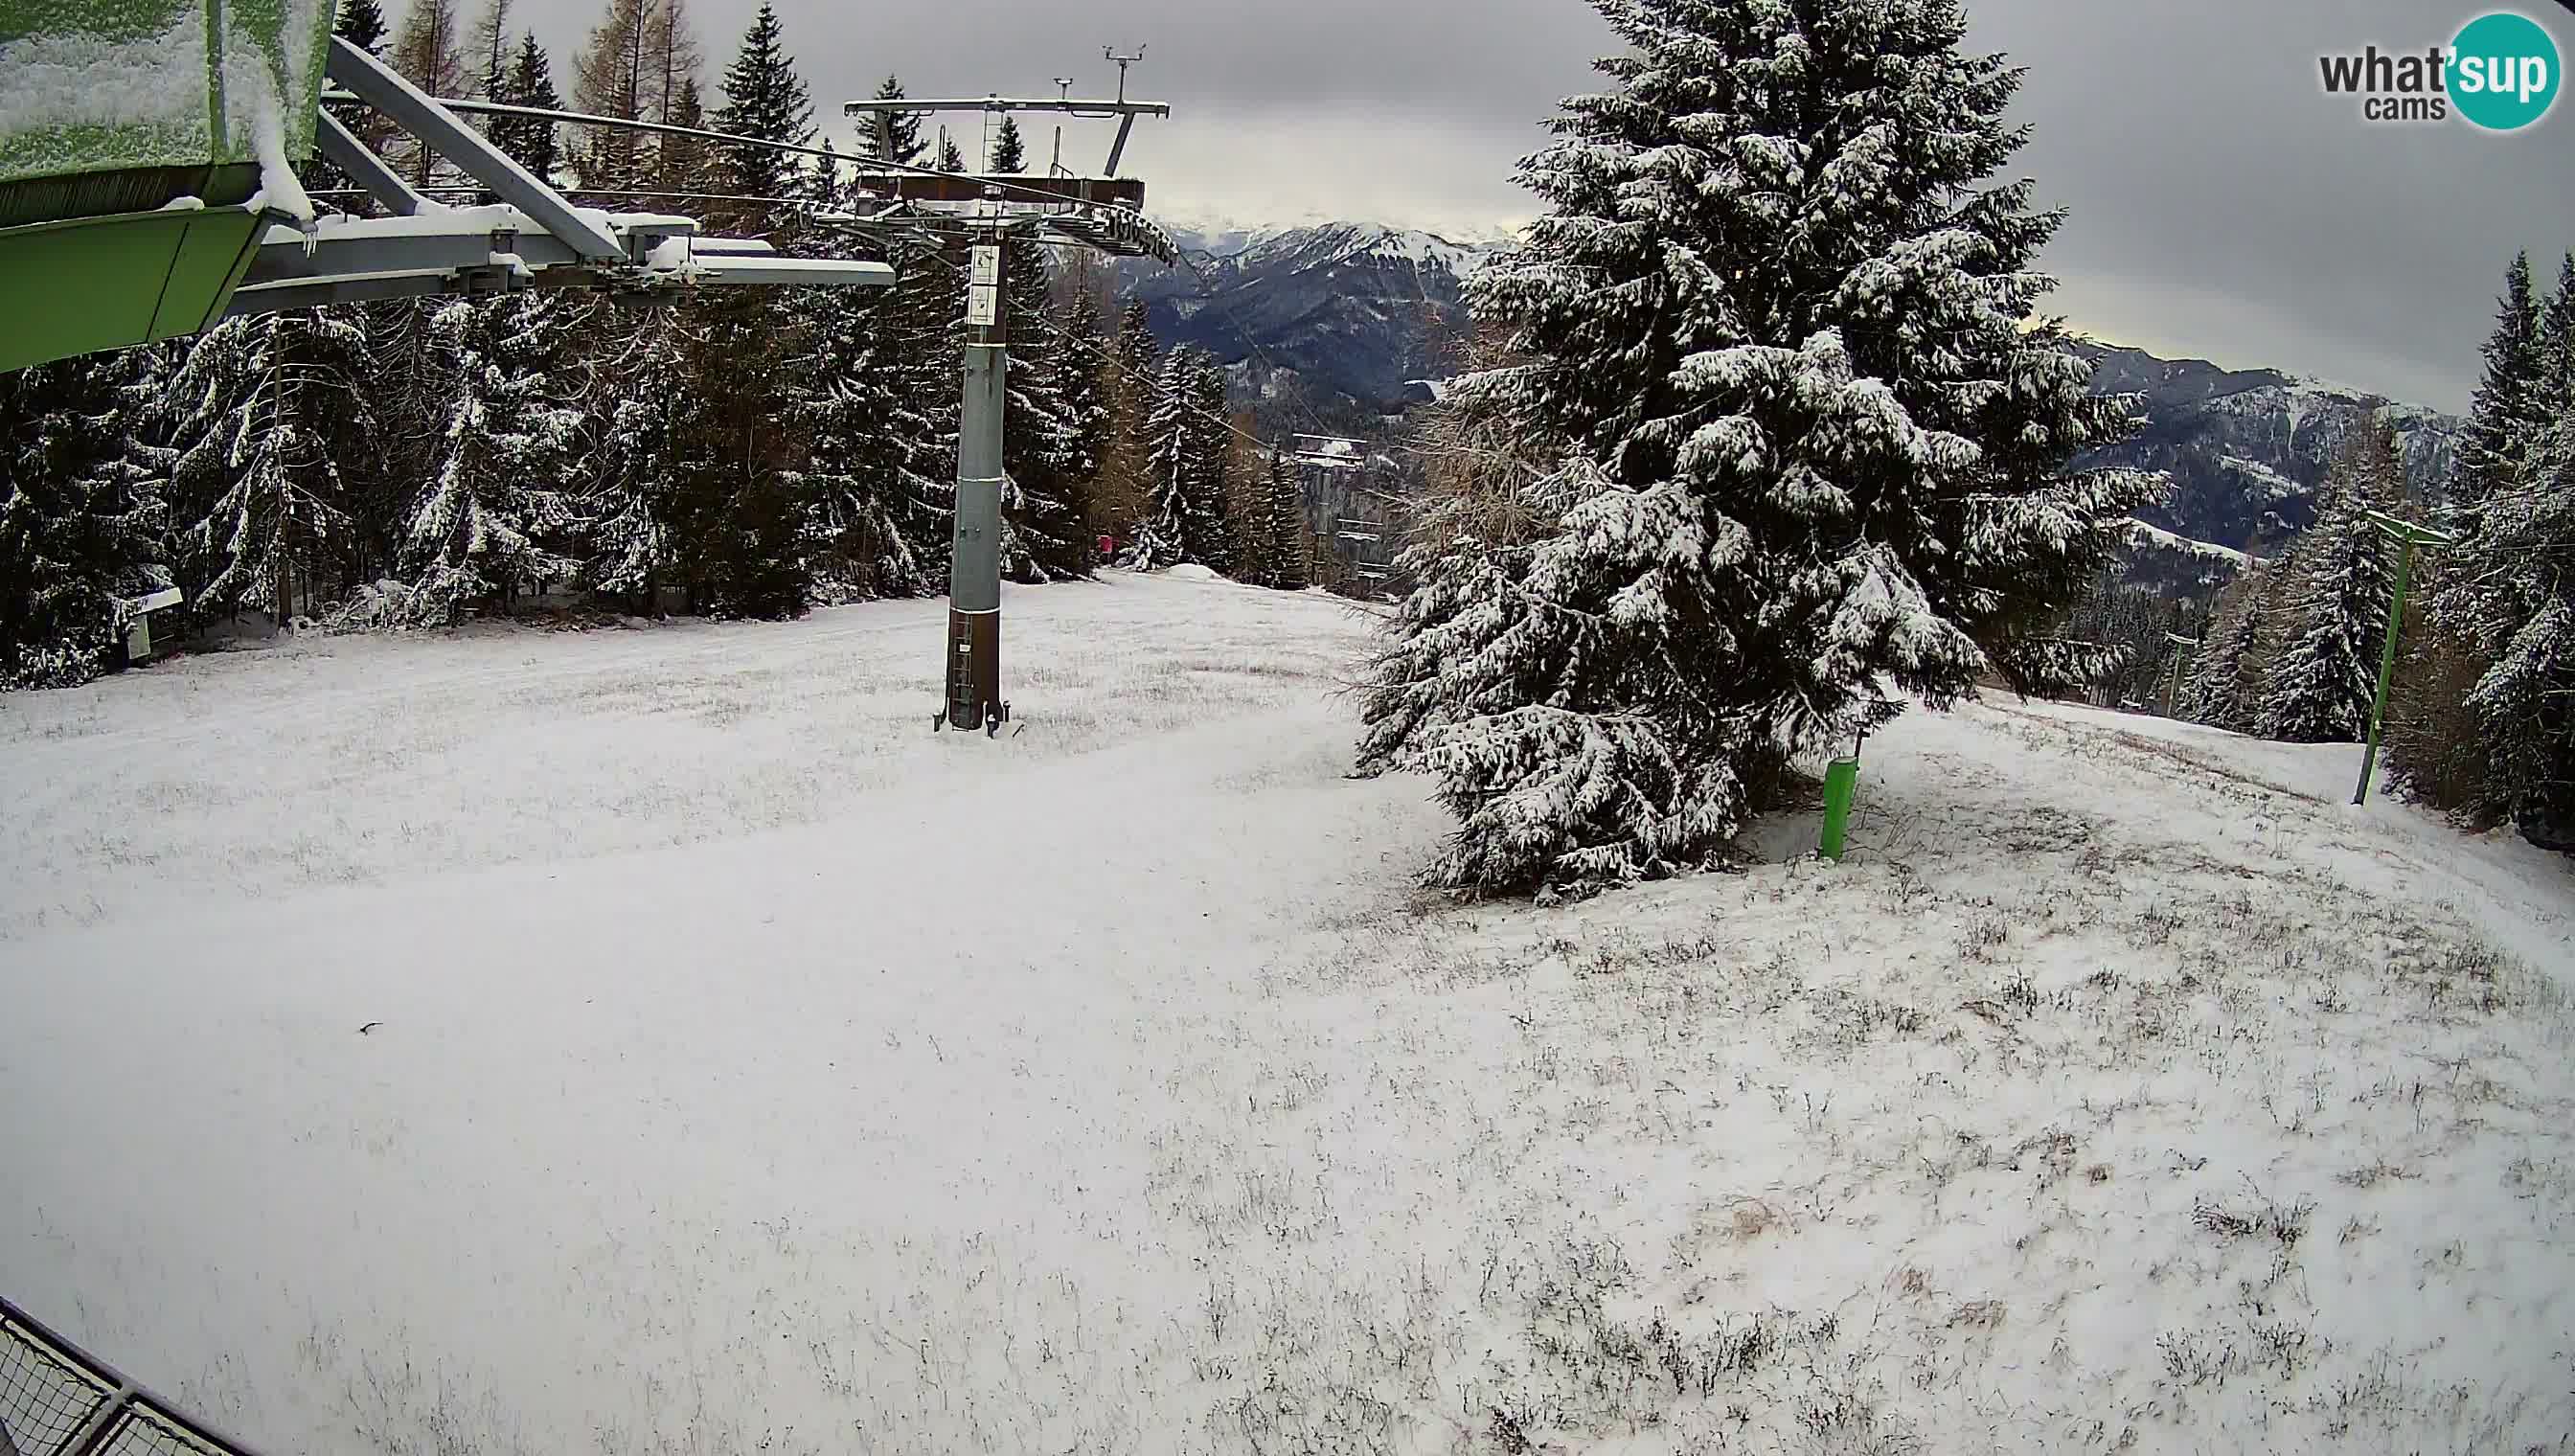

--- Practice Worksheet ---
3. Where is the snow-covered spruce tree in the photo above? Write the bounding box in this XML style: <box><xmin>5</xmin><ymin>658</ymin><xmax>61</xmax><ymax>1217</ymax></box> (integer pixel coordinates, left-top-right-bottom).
<box><xmin>1355</xmin><ymin>0</ymin><xmax>2153</xmax><ymax>894</ymax></box>
<box><xmin>784</xmin><ymin>260</ymin><xmax>936</xmax><ymax>600</ymax></box>
<box><xmin>1126</xmin><ymin>347</ymin><xmax>1199</xmax><ymax>570</ymax></box>
<box><xmin>166</xmin><ymin>312</ymin><xmax>370</xmax><ymax>626</ymax></box>
<box><xmin>2383</xmin><ymin>547</ymin><xmax>2503</xmax><ymax>815</ymax></box>
<box><xmin>1060</xmin><ymin>288</ymin><xmax>1114</xmax><ymax>506</ymax></box>
<box><xmin>0</xmin><ymin>349</ymin><xmax>173</xmax><ymax>687</ymax></box>
<box><xmin>2256</xmin><ymin>422</ymin><xmax>2404</xmax><ymax>743</ymax></box>
<box><xmin>997</xmin><ymin>238</ymin><xmax>1094</xmax><ymax>581</ymax></box>
<box><xmin>1185</xmin><ymin>357</ymin><xmax>1240</xmax><ymax>576</ymax></box>
<box><xmin>2456</xmin><ymin>253</ymin><xmax>2575</xmax><ymax>834</ymax></box>
<box><xmin>2186</xmin><ymin>559</ymin><xmax>2277</xmax><ymax>732</ymax></box>
<box><xmin>404</xmin><ymin>292</ymin><xmax>585</xmax><ymax>624</ymax></box>
<box><xmin>880</xmin><ymin>231</ymin><xmax>961</xmax><ymax>587</ymax></box>
<box><xmin>1265</xmin><ymin>448</ymin><xmax>1311</xmax><ymax>590</ymax></box>
<box><xmin>580</xmin><ymin>302</ymin><xmax>696</xmax><ymax>612</ymax></box>
<box><xmin>2443</xmin><ymin>253</ymin><xmax>2548</xmax><ymax>553</ymax></box>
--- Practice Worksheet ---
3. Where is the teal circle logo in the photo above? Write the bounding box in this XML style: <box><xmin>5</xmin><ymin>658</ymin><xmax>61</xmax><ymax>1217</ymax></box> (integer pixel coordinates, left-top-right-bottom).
<box><xmin>2449</xmin><ymin>11</ymin><xmax>2562</xmax><ymax>131</ymax></box>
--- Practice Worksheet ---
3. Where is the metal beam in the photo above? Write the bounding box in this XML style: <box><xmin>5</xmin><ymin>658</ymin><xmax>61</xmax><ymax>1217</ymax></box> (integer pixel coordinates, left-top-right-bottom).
<box><xmin>320</xmin><ymin>88</ymin><xmax>1153</xmax><ymax>222</ymax></box>
<box><xmin>241</xmin><ymin>209</ymin><xmax>550</xmax><ymax>286</ymax></box>
<box><xmin>325</xmin><ymin>36</ymin><xmax>625</xmax><ymax>261</ymax></box>
<box><xmin>843</xmin><ymin>96</ymin><xmax>1172</xmax><ymax>120</ymax></box>
<box><xmin>226</xmin><ymin>270</ymin><xmax>513</xmax><ymax>317</ymax></box>
<box><xmin>315</xmin><ymin>111</ymin><xmax>442</xmax><ymax>217</ymax></box>
<box><xmin>841</xmin><ymin>171</ymin><xmax>1145</xmax><ymax>209</ymax></box>
<box><xmin>678</xmin><ymin>255</ymin><xmax>895</xmax><ymax>287</ymax></box>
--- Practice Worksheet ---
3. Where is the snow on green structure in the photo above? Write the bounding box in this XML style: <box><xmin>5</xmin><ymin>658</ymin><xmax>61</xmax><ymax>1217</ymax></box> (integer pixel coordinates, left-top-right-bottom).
<box><xmin>0</xmin><ymin>0</ymin><xmax>329</xmax><ymax>372</ymax></box>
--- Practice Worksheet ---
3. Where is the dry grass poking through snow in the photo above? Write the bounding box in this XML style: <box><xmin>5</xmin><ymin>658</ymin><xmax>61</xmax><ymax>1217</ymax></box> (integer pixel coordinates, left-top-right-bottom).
<box><xmin>3</xmin><ymin>581</ymin><xmax>2571</xmax><ymax>1456</ymax></box>
<box><xmin>1154</xmin><ymin>703</ymin><xmax>2575</xmax><ymax>1454</ymax></box>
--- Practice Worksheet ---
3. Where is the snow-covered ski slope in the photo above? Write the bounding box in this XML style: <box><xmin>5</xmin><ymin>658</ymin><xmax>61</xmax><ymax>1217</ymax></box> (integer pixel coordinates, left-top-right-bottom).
<box><xmin>3</xmin><ymin>571</ymin><xmax>2570</xmax><ymax>1456</ymax></box>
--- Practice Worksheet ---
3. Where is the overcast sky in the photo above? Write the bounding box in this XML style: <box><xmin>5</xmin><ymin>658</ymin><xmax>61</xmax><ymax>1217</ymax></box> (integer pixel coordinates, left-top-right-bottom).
<box><xmin>517</xmin><ymin>0</ymin><xmax>2575</xmax><ymax>411</ymax></box>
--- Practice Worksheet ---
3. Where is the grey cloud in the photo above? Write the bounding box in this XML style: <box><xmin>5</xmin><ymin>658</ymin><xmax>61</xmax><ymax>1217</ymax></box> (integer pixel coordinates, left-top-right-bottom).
<box><xmin>510</xmin><ymin>0</ymin><xmax>2574</xmax><ymax>410</ymax></box>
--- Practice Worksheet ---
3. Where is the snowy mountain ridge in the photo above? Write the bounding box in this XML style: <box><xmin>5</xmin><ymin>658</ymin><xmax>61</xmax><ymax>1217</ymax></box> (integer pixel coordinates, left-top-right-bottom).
<box><xmin>2074</xmin><ymin>341</ymin><xmax>2465</xmax><ymax>554</ymax></box>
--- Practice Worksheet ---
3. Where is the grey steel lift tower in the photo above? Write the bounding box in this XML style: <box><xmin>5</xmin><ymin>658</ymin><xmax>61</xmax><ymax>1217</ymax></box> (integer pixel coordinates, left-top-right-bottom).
<box><xmin>842</xmin><ymin>64</ymin><xmax>1173</xmax><ymax>737</ymax></box>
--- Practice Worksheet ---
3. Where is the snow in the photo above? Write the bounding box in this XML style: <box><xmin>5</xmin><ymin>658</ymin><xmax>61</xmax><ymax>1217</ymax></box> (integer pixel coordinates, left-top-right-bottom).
<box><xmin>1228</xmin><ymin>222</ymin><xmax>1498</xmax><ymax>281</ymax></box>
<box><xmin>1163</xmin><ymin>562</ymin><xmax>1222</xmax><ymax>581</ymax></box>
<box><xmin>0</xmin><ymin>7</ymin><xmax>209</xmax><ymax>179</ymax></box>
<box><xmin>2122</xmin><ymin>517</ymin><xmax>2253</xmax><ymax>566</ymax></box>
<box><xmin>0</xmin><ymin>0</ymin><xmax>325</xmax><ymax>213</ymax></box>
<box><xmin>2220</xmin><ymin>453</ymin><xmax>2304</xmax><ymax>500</ymax></box>
<box><xmin>4</xmin><ymin>576</ymin><xmax>2572</xmax><ymax>1455</ymax></box>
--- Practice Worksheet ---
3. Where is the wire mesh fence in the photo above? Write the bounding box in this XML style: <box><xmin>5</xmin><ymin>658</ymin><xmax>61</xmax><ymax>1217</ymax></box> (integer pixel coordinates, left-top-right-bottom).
<box><xmin>0</xmin><ymin>1298</ymin><xmax>259</xmax><ymax>1456</ymax></box>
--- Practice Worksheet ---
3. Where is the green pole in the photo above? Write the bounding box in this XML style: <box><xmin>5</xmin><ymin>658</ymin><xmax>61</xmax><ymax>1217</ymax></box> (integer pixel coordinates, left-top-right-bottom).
<box><xmin>1819</xmin><ymin>757</ymin><xmax>1859</xmax><ymax>861</ymax></box>
<box><xmin>2354</xmin><ymin>538</ymin><xmax>2415</xmax><ymax>808</ymax></box>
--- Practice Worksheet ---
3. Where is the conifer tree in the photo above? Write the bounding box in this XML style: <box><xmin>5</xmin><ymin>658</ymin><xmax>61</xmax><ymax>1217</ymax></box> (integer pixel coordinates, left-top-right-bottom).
<box><xmin>1355</xmin><ymin>0</ymin><xmax>2153</xmax><ymax>893</ymax></box>
<box><xmin>0</xmin><ymin>350</ymin><xmax>173</xmax><ymax>687</ymax></box>
<box><xmin>581</xmin><ymin>304</ymin><xmax>696</xmax><ymax>611</ymax></box>
<box><xmin>2445</xmin><ymin>253</ymin><xmax>2547</xmax><ymax>548</ymax></box>
<box><xmin>490</xmin><ymin>33</ymin><xmax>563</xmax><ymax>181</ymax></box>
<box><xmin>646</xmin><ymin>0</ymin><xmax>702</xmax><ymax>126</ymax></box>
<box><xmin>935</xmin><ymin>135</ymin><xmax>966</xmax><ymax>172</ymax></box>
<box><xmin>311</xmin><ymin>0</ymin><xmax>397</xmax><ymax>205</ymax></box>
<box><xmin>1131</xmin><ymin>348</ymin><xmax>1237</xmax><ymax>571</ymax></box>
<box><xmin>1186</xmin><ymin>359</ymin><xmax>1239</xmax><ymax>576</ymax></box>
<box><xmin>571</xmin><ymin>0</ymin><xmax>694</xmax><ymax>191</ymax></box>
<box><xmin>404</xmin><ymin>293</ymin><xmax>586</xmax><ymax>623</ymax></box>
<box><xmin>808</xmin><ymin>137</ymin><xmax>843</xmax><ymax>207</ymax></box>
<box><xmin>1060</xmin><ymin>289</ymin><xmax>1113</xmax><ymax>494</ymax></box>
<box><xmin>2258</xmin><ymin>423</ymin><xmax>2404</xmax><ymax>743</ymax></box>
<box><xmin>711</xmin><ymin>1</ymin><xmax>811</xmax><ymax>210</ymax></box>
<box><xmin>785</xmin><ymin>280</ymin><xmax>935</xmax><ymax>599</ymax></box>
<box><xmin>1266</xmin><ymin>448</ymin><xmax>1310</xmax><ymax>590</ymax></box>
<box><xmin>338</xmin><ymin>0</ymin><xmax>388</xmax><ymax>52</ymax></box>
<box><xmin>2187</xmin><ymin>560</ymin><xmax>2275</xmax><ymax>732</ymax></box>
<box><xmin>877</xmin><ymin>231</ymin><xmax>960</xmax><ymax>583</ymax></box>
<box><xmin>996</xmin><ymin>239</ymin><xmax>1092</xmax><ymax>580</ymax></box>
<box><xmin>165</xmin><ymin>313</ymin><xmax>370</xmax><ymax>626</ymax></box>
<box><xmin>655</xmin><ymin>78</ymin><xmax>713</xmax><ymax>201</ymax></box>
<box><xmin>1128</xmin><ymin>348</ymin><xmax>1197</xmax><ymax>569</ymax></box>
<box><xmin>859</xmin><ymin>76</ymin><xmax>924</xmax><ymax>167</ymax></box>
<box><xmin>2455</xmin><ymin>253</ymin><xmax>2575</xmax><ymax>832</ymax></box>
<box><xmin>989</xmin><ymin>116</ymin><xmax>1027</xmax><ymax>174</ymax></box>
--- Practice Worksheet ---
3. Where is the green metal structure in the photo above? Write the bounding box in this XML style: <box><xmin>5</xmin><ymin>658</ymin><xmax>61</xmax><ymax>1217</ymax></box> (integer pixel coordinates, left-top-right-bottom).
<box><xmin>2353</xmin><ymin>512</ymin><xmax>2460</xmax><ymax>808</ymax></box>
<box><xmin>1819</xmin><ymin>756</ymin><xmax>1859</xmax><ymax>861</ymax></box>
<box><xmin>0</xmin><ymin>0</ymin><xmax>329</xmax><ymax>372</ymax></box>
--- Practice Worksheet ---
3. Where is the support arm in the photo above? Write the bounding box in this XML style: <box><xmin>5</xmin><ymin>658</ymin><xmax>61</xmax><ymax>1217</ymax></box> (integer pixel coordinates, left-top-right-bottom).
<box><xmin>314</xmin><ymin>111</ymin><xmax>442</xmax><ymax>217</ymax></box>
<box><xmin>325</xmin><ymin>35</ymin><xmax>625</xmax><ymax>261</ymax></box>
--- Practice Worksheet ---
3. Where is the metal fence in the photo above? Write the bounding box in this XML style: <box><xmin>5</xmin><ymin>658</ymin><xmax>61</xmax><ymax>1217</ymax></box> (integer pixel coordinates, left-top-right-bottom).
<box><xmin>1</xmin><ymin>1296</ymin><xmax>261</xmax><ymax>1456</ymax></box>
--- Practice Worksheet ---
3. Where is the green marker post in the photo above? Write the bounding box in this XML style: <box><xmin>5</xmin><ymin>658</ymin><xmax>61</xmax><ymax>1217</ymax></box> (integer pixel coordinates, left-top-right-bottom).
<box><xmin>1819</xmin><ymin>756</ymin><xmax>1859</xmax><ymax>861</ymax></box>
<box><xmin>2163</xmin><ymin>631</ymin><xmax>2199</xmax><ymax>719</ymax></box>
<box><xmin>2353</xmin><ymin>512</ymin><xmax>2459</xmax><ymax>808</ymax></box>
